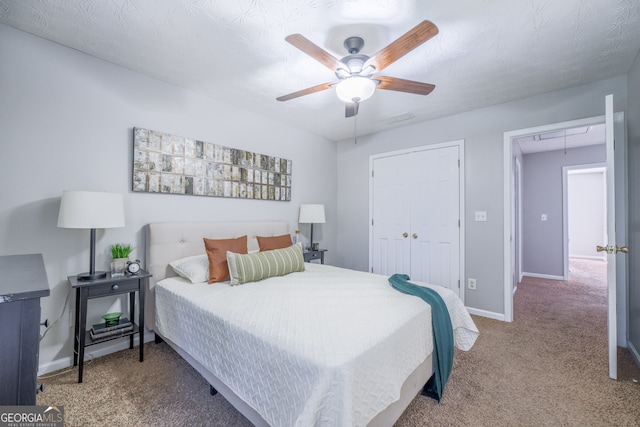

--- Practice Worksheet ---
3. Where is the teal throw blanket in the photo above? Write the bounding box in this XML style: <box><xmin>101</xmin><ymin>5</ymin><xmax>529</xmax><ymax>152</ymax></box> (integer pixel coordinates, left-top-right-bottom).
<box><xmin>388</xmin><ymin>274</ymin><xmax>454</xmax><ymax>402</ymax></box>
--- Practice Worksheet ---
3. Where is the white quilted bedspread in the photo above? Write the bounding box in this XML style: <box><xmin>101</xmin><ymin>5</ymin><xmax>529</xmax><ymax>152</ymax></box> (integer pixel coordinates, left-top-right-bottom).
<box><xmin>155</xmin><ymin>263</ymin><xmax>478</xmax><ymax>427</ymax></box>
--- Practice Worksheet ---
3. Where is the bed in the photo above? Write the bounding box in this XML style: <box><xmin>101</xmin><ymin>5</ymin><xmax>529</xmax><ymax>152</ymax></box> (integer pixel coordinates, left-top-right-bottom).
<box><xmin>146</xmin><ymin>221</ymin><xmax>478</xmax><ymax>426</ymax></box>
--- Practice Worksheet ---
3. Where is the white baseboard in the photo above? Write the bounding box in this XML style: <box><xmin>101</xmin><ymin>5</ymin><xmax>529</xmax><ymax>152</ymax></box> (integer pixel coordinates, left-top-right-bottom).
<box><xmin>629</xmin><ymin>340</ymin><xmax>640</xmax><ymax>368</ymax></box>
<box><xmin>569</xmin><ymin>255</ymin><xmax>606</xmax><ymax>261</ymax></box>
<box><xmin>38</xmin><ymin>330</ymin><xmax>155</xmax><ymax>376</ymax></box>
<box><xmin>521</xmin><ymin>272</ymin><xmax>564</xmax><ymax>281</ymax></box>
<box><xmin>466</xmin><ymin>307</ymin><xmax>505</xmax><ymax>321</ymax></box>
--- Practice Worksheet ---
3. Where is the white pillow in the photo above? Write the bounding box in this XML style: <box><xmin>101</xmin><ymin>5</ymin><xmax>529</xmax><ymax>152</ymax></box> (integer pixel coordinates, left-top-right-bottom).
<box><xmin>169</xmin><ymin>254</ymin><xmax>209</xmax><ymax>283</ymax></box>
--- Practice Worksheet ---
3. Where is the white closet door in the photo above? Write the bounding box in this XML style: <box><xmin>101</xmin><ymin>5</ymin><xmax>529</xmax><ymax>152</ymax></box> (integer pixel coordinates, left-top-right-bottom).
<box><xmin>410</xmin><ymin>146</ymin><xmax>460</xmax><ymax>293</ymax></box>
<box><xmin>371</xmin><ymin>154</ymin><xmax>412</xmax><ymax>276</ymax></box>
<box><xmin>371</xmin><ymin>145</ymin><xmax>460</xmax><ymax>296</ymax></box>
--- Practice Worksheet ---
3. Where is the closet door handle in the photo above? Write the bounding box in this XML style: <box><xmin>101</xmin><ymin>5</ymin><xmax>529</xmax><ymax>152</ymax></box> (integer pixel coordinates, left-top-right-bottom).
<box><xmin>412</xmin><ymin>233</ymin><xmax>418</xmax><ymax>239</ymax></box>
<box><xmin>403</xmin><ymin>232</ymin><xmax>408</xmax><ymax>238</ymax></box>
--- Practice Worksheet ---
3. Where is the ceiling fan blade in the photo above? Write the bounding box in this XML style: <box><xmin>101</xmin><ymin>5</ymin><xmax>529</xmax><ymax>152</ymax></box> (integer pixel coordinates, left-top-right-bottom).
<box><xmin>285</xmin><ymin>34</ymin><xmax>345</xmax><ymax>72</ymax></box>
<box><xmin>345</xmin><ymin>102</ymin><xmax>359</xmax><ymax>118</ymax></box>
<box><xmin>375</xmin><ymin>76</ymin><xmax>435</xmax><ymax>95</ymax></box>
<box><xmin>363</xmin><ymin>20</ymin><xmax>438</xmax><ymax>73</ymax></box>
<box><xmin>276</xmin><ymin>82</ymin><xmax>334</xmax><ymax>101</ymax></box>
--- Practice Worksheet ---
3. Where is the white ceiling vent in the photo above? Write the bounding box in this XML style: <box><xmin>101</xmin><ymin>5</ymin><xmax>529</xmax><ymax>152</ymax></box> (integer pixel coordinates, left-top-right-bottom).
<box><xmin>382</xmin><ymin>112</ymin><xmax>415</xmax><ymax>124</ymax></box>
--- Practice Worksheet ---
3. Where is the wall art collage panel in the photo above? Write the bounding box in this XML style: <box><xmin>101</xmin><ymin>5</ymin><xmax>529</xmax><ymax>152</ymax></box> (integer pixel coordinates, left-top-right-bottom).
<box><xmin>132</xmin><ymin>128</ymin><xmax>292</xmax><ymax>201</ymax></box>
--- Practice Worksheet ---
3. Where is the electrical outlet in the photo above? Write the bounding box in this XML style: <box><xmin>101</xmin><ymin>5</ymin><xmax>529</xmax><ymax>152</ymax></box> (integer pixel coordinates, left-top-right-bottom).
<box><xmin>474</xmin><ymin>211</ymin><xmax>487</xmax><ymax>222</ymax></box>
<box><xmin>468</xmin><ymin>278</ymin><xmax>477</xmax><ymax>290</ymax></box>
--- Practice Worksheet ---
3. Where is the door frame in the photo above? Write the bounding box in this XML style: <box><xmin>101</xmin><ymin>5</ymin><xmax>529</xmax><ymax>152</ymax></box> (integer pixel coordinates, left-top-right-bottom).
<box><xmin>513</xmin><ymin>156</ymin><xmax>523</xmax><ymax>289</ymax></box>
<box><xmin>502</xmin><ymin>113</ymin><xmax>626</xmax><ymax>323</ymax></box>
<box><xmin>369</xmin><ymin>139</ymin><xmax>466</xmax><ymax>301</ymax></box>
<box><xmin>562</xmin><ymin>163</ymin><xmax>607</xmax><ymax>279</ymax></box>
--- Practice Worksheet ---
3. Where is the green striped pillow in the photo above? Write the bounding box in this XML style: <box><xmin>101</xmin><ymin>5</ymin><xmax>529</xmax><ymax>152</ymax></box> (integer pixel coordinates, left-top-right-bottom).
<box><xmin>227</xmin><ymin>243</ymin><xmax>305</xmax><ymax>285</ymax></box>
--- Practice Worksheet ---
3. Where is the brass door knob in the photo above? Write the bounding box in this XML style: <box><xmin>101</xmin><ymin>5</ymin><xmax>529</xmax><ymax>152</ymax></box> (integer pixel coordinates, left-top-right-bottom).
<box><xmin>596</xmin><ymin>245</ymin><xmax>629</xmax><ymax>254</ymax></box>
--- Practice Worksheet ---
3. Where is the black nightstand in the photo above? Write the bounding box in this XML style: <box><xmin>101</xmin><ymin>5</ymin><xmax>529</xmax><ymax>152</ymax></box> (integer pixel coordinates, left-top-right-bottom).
<box><xmin>303</xmin><ymin>249</ymin><xmax>327</xmax><ymax>264</ymax></box>
<box><xmin>0</xmin><ymin>254</ymin><xmax>50</xmax><ymax>405</ymax></box>
<box><xmin>69</xmin><ymin>270</ymin><xmax>151</xmax><ymax>383</ymax></box>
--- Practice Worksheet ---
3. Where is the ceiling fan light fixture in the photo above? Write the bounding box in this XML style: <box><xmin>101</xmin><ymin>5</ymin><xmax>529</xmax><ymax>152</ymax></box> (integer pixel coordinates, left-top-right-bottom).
<box><xmin>336</xmin><ymin>77</ymin><xmax>376</xmax><ymax>103</ymax></box>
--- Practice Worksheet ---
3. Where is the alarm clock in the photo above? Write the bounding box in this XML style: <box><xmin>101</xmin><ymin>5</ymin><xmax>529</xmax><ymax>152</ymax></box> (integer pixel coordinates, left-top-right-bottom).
<box><xmin>126</xmin><ymin>259</ymin><xmax>141</xmax><ymax>275</ymax></box>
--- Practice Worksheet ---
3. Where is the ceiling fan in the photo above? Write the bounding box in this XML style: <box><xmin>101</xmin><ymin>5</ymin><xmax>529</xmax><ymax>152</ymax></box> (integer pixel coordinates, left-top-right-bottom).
<box><xmin>276</xmin><ymin>20</ymin><xmax>439</xmax><ymax>118</ymax></box>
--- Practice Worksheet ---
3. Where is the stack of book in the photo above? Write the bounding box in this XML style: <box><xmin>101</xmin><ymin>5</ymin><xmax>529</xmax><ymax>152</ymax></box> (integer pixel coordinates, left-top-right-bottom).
<box><xmin>90</xmin><ymin>317</ymin><xmax>133</xmax><ymax>341</ymax></box>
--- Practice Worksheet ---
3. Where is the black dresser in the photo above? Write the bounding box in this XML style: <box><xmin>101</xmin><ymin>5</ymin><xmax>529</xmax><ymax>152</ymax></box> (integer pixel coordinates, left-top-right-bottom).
<box><xmin>0</xmin><ymin>254</ymin><xmax>50</xmax><ymax>405</ymax></box>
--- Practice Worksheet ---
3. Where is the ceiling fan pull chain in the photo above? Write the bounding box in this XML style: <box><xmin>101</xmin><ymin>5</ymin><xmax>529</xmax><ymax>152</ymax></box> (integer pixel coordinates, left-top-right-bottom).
<box><xmin>354</xmin><ymin>110</ymin><xmax>358</xmax><ymax>144</ymax></box>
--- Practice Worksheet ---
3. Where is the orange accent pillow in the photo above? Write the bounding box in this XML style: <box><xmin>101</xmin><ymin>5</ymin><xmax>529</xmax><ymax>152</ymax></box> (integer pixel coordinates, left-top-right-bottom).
<box><xmin>257</xmin><ymin>234</ymin><xmax>293</xmax><ymax>251</ymax></box>
<box><xmin>203</xmin><ymin>236</ymin><xmax>247</xmax><ymax>283</ymax></box>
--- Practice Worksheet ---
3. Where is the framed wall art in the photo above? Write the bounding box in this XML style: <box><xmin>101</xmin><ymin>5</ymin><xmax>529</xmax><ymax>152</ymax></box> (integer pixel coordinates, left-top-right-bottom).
<box><xmin>132</xmin><ymin>127</ymin><xmax>292</xmax><ymax>201</ymax></box>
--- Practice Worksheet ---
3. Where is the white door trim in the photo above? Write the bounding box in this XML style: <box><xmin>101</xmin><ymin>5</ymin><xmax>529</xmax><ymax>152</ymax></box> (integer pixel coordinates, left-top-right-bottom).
<box><xmin>515</xmin><ymin>156</ymin><xmax>523</xmax><ymax>286</ymax></box>
<box><xmin>369</xmin><ymin>139</ymin><xmax>466</xmax><ymax>301</ymax></box>
<box><xmin>503</xmin><ymin>115</ymin><xmax>608</xmax><ymax>322</ymax></box>
<box><xmin>605</xmin><ymin>94</ymin><xmax>617</xmax><ymax>379</ymax></box>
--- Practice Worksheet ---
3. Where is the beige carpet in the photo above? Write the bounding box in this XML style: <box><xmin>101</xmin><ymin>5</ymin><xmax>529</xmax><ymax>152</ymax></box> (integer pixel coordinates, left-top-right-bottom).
<box><xmin>38</xmin><ymin>259</ymin><xmax>640</xmax><ymax>426</ymax></box>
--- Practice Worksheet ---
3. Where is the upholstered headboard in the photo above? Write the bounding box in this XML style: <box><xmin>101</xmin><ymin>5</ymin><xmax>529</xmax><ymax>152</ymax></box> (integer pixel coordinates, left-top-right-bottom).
<box><xmin>145</xmin><ymin>221</ymin><xmax>289</xmax><ymax>330</ymax></box>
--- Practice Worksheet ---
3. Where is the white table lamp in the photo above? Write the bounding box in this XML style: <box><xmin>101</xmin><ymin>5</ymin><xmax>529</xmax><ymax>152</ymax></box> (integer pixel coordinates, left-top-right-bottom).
<box><xmin>58</xmin><ymin>191</ymin><xmax>125</xmax><ymax>281</ymax></box>
<box><xmin>299</xmin><ymin>204</ymin><xmax>325</xmax><ymax>250</ymax></box>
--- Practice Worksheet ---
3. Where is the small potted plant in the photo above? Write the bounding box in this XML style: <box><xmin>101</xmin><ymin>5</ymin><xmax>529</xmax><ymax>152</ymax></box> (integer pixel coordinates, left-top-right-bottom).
<box><xmin>109</xmin><ymin>243</ymin><xmax>134</xmax><ymax>277</ymax></box>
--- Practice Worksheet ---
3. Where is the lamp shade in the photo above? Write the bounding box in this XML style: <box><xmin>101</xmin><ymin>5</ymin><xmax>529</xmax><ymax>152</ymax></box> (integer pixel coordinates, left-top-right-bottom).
<box><xmin>57</xmin><ymin>191</ymin><xmax>125</xmax><ymax>229</ymax></box>
<box><xmin>336</xmin><ymin>77</ymin><xmax>376</xmax><ymax>103</ymax></box>
<box><xmin>299</xmin><ymin>204</ymin><xmax>325</xmax><ymax>224</ymax></box>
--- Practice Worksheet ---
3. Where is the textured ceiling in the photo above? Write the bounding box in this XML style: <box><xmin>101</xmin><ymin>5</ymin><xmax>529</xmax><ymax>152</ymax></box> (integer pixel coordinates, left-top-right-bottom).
<box><xmin>1</xmin><ymin>0</ymin><xmax>640</xmax><ymax>142</ymax></box>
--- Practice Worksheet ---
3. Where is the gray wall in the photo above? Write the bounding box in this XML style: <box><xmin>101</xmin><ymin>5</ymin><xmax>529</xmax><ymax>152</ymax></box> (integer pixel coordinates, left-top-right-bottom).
<box><xmin>627</xmin><ymin>49</ymin><xmax>640</xmax><ymax>364</ymax></box>
<box><xmin>336</xmin><ymin>76</ymin><xmax>627</xmax><ymax>316</ymax></box>
<box><xmin>0</xmin><ymin>24</ymin><xmax>338</xmax><ymax>372</ymax></box>
<box><xmin>521</xmin><ymin>145</ymin><xmax>605</xmax><ymax>277</ymax></box>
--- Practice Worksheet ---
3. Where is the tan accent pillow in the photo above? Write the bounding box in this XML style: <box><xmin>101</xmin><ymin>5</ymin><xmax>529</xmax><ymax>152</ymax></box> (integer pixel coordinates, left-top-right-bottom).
<box><xmin>203</xmin><ymin>236</ymin><xmax>247</xmax><ymax>283</ymax></box>
<box><xmin>256</xmin><ymin>234</ymin><xmax>293</xmax><ymax>251</ymax></box>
